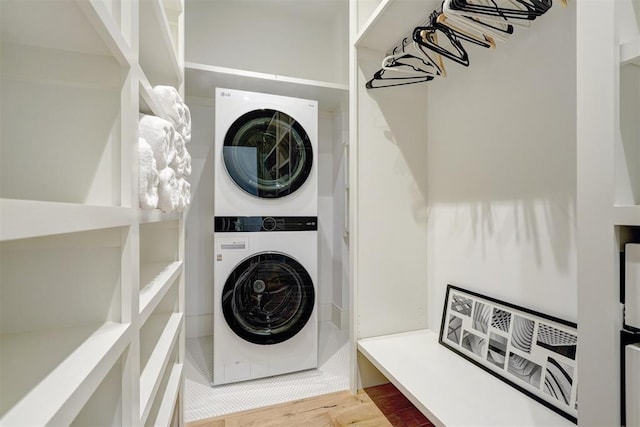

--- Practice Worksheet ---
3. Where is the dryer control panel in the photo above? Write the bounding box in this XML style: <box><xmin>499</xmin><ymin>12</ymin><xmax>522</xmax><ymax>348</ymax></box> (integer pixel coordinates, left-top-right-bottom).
<box><xmin>214</xmin><ymin>216</ymin><xmax>318</xmax><ymax>232</ymax></box>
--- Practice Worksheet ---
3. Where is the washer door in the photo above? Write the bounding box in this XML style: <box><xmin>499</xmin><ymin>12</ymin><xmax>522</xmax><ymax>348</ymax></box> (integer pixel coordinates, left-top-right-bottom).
<box><xmin>222</xmin><ymin>252</ymin><xmax>315</xmax><ymax>345</ymax></box>
<box><xmin>223</xmin><ymin>109</ymin><xmax>313</xmax><ymax>198</ymax></box>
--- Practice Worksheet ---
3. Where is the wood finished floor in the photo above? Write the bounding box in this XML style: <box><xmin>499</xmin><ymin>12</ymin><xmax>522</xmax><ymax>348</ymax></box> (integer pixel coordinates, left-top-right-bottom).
<box><xmin>187</xmin><ymin>383</ymin><xmax>434</xmax><ymax>427</ymax></box>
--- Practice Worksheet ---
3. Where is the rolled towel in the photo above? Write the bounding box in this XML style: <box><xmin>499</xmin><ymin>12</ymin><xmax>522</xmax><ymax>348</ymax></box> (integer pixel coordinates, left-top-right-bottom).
<box><xmin>138</xmin><ymin>138</ymin><xmax>159</xmax><ymax>210</ymax></box>
<box><xmin>157</xmin><ymin>167</ymin><xmax>179</xmax><ymax>213</ymax></box>
<box><xmin>138</xmin><ymin>114</ymin><xmax>176</xmax><ymax>169</ymax></box>
<box><xmin>182</xmin><ymin>103</ymin><xmax>191</xmax><ymax>143</ymax></box>
<box><xmin>176</xmin><ymin>178</ymin><xmax>191</xmax><ymax>213</ymax></box>
<box><xmin>170</xmin><ymin>133</ymin><xmax>192</xmax><ymax>178</ymax></box>
<box><xmin>151</xmin><ymin>85</ymin><xmax>191</xmax><ymax>143</ymax></box>
<box><xmin>182</xmin><ymin>150</ymin><xmax>192</xmax><ymax>177</ymax></box>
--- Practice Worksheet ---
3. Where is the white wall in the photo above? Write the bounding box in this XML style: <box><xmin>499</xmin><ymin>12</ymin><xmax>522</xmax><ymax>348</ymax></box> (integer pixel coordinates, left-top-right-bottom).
<box><xmin>355</xmin><ymin>48</ymin><xmax>430</xmax><ymax>339</ymax></box>
<box><xmin>184</xmin><ymin>99</ymin><xmax>215</xmax><ymax>338</ymax></box>
<box><xmin>185</xmin><ymin>0</ymin><xmax>348</xmax><ymax>84</ymax></box>
<box><xmin>425</xmin><ymin>4</ymin><xmax>577</xmax><ymax>330</ymax></box>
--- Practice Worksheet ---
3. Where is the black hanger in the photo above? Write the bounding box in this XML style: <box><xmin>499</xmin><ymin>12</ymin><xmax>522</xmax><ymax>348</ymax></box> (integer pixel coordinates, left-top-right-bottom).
<box><xmin>365</xmin><ymin>69</ymin><xmax>434</xmax><ymax>89</ymax></box>
<box><xmin>412</xmin><ymin>10</ymin><xmax>493</xmax><ymax>67</ymax></box>
<box><xmin>382</xmin><ymin>38</ymin><xmax>445</xmax><ymax>77</ymax></box>
<box><xmin>448</xmin><ymin>0</ymin><xmax>547</xmax><ymax>21</ymax></box>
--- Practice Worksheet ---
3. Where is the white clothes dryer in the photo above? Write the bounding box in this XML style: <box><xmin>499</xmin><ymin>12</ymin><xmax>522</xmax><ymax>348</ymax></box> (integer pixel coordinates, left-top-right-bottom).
<box><xmin>213</xmin><ymin>216</ymin><xmax>318</xmax><ymax>385</ymax></box>
<box><xmin>214</xmin><ymin>88</ymin><xmax>318</xmax><ymax>217</ymax></box>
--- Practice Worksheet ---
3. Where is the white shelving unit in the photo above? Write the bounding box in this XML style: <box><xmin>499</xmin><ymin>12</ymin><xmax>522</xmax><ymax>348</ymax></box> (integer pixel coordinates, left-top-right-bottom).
<box><xmin>0</xmin><ymin>0</ymin><xmax>186</xmax><ymax>425</ymax></box>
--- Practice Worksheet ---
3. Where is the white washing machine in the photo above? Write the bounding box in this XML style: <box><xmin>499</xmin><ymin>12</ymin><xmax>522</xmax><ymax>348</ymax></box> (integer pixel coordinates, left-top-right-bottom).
<box><xmin>213</xmin><ymin>216</ymin><xmax>318</xmax><ymax>385</ymax></box>
<box><xmin>214</xmin><ymin>88</ymin><xmax>318</xmax><ymax>217</ymax></box>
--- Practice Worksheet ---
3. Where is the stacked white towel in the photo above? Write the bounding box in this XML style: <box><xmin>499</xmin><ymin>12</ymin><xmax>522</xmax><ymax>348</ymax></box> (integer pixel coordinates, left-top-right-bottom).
<box><xmin>138</xmin><ymin>114</ymin><xmax>176</xmax><ymax>169</ymax></box>
<box><xmin>152</xmin><ymin>85</ymin><xmax>191</xmax><ymax>143</ymax></box>
<box><xmin>170</xmin><ymin>133</ymin><xmax>193</xmax><ymax>179</ymax></box>
<box><xmin>138</xmin><ymin>138</ymin><xmax>159</xmax><ymax>210</ymax></box>
<box><xmin>138</xmin><ymin>86</ymin><xmax>192</xmax><ymax>212</ymax></box>
<box><xmin>176</xmin><ymin>178</ymin><xmax>191</xmax><ymax>212</ymax></box>
<box><xmin>157</xmin><ymin>167</ymin><xmax>179</xmax><ymax>213</ymax></box>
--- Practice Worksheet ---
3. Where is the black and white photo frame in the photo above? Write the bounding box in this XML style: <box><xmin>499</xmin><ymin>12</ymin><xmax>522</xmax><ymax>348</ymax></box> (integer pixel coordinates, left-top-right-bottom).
<box><xmin>439</xmin><ymin>284</ymin><xmax>578</xmax><ymax>423</ymax></box>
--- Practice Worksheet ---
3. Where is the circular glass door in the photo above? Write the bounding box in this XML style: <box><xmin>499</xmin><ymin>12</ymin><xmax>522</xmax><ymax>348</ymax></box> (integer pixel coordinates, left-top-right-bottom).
<box><xmin>223</xmin><ymin>109</ymin><xmax>313</xmax><ymax>198</ymax></box>
<box><xmin>222</xmin><ymin>252</ymin><xmax>315</xmax><ymax>345</ymax></box>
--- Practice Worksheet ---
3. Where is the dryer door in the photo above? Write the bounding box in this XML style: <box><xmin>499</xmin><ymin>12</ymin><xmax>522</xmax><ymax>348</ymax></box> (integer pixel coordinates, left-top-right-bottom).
<box><xmin>222</xmin><ymin>252</ymin><xmax>315</xmax><ymax>345</ymax></box>
<box><xmin>223</xmin><ymin>109</ymin><xmax>313</xmax><ymax>198</ymax></box>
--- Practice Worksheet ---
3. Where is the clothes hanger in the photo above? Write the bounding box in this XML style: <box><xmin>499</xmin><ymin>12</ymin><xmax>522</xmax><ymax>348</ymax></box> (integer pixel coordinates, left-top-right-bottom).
<box><xmin>449</xmin><ymin>0</ymin><xmax>542</xmax><ymax>18</ymax></box>
<box><xmin>413</xmin><ymin>10</ymin><xmax>495</xmax><ymax>67</ymax></box>
<box><xmin>436</xmin><ymin>10</ymin><xmax>496</xmax><ymax>48</ymax></box>
<box><xmin>445</xmin><ymin>0</ymin><xmax>546</xmax><ymax>28</ymax></box>
<box><xmin>445</xmin><ymin>0</ymin><xmax>532</xmax><ymax>29</ymax></box>
<box><xmin>365</xmin><ymin>68</ymin><xmax>434</xmax><ymax>89</ymax></box>
<box><xmin>381</xmin><ymin>37</ymin><xmax>446</xmax><ymax>77</ymax></box>
<box><xmin>441</xmin><ymin>0</ymin><xmax>514</xmax><ymax>43</ymax></box>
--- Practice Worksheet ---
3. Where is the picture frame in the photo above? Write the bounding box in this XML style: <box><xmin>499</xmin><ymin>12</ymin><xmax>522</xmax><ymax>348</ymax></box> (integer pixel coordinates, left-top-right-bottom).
<box><xmin>439</xmin><ymin>284</ymin><xmax>578</xmax><ymax>423</ymax></box>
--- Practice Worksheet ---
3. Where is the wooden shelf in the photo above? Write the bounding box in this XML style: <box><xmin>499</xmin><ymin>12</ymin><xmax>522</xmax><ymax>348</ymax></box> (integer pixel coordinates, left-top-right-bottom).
<box><xmin>354</xmin><ymin>0</ymin><xmax>440</xmax><ymax>52</ymax></box>
<box><xmin>1</xmin><ymin>0</ymin><xmax>128</xmax><ymax>64</ymax></box>
<box><xmin>358</xmin><ymin>329</ymin><xmax>574</xmax><ymax>427</ymax></box>
<box><xmin>138</xmin><ymin>208</ymin><xmax>181</xmax><ymax>224</ymax></box>
<box><xmin>140</xmin><ymin>261</ymin><xmax>184</xmax><ymax>324</ymax></box>
<box><xmin>151</xmin><ymin>363</ymin><xmax>184</xmax><ymax>427</ymax></box>
<box><xmin>0</xmin><ymin>322</ymin><xmax>131</xmax><ymax>426</ymax></box>
<box><xmin>613</xmin><ymin>205</ymin><xmax>640</xmax><ymax>226</ymax></box>
<box><xmin>139</xmin><ymin>0</ymin><xmax>183</xmax><ymax>87</ymax></box>
<box><xmin>621</xmin><ymin>37</ymin><xmax>640</xmax><ymax>66</ymax></box>
<box><xmin>140</xmin><ymin>313</ymin><xmax>183</xmax><ymax>425</ymax></box>
<box><xmin>185</xmin><ymin>62</ymin><xmax>348</xmax><ymax>112</ymax></box>
<box><xmin>138</xmin><ymin>65</ymin><xmax>164</xmax><ymax>116</ymax></box>
<box><xmin>0</xmin><ymin>199</ymin><xmax>134</xmax><ymax>242</ymax></box>
<box><xmin>76</xmin><ymin>0</ymin><xmax>134</xmax><ymax>66</ymax></box>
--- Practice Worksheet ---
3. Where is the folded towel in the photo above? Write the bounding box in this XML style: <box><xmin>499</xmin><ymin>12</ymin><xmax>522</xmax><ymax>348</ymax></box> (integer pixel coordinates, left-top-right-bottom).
<box><xmin>157</xmin><ymin>167</ymin><xmax>179</xmax><ymax>213</ymax></box>
<box><xmin>151</xmin><ymin>85</ymin><xmax>191</xmax><ymax>143</ymax></box>
<box><xmin>176</xmin><ymin>178</ymin><xmax>191</xmax><ymax>213</ymax></box>
<box><xmin>138</xmin><ymin>138</ymin><xmax>159</xmax><ymax>210</ymax></box>
<box><xmin>139</xmin><ymin>114</ymin><xmax>176</xmax><ymax>169</ymax></box>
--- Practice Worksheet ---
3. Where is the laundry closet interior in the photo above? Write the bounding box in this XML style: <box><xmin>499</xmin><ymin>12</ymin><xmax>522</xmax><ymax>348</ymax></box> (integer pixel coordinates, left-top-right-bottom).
<box><xmin>0</xmin><ymin>0</ymin><xmax>639</xmax><ymax>426</ymax></box>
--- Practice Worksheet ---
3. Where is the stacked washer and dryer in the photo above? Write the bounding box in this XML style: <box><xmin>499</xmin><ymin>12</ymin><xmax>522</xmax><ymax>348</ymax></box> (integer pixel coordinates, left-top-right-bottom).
<box><xmin>213</xmin><ymin>88</ymin><xmax>319</xmax><ymax>385</ymax></box>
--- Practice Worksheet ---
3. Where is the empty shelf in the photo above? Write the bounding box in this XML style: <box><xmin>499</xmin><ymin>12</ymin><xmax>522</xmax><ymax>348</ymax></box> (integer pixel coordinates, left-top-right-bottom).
<box><xmin>358</xmin><ymin>329</ymin><xmax>573</xmax><ymax>427</ymax></box>
<box><xmin>0</xmin><ymin>199</ymin><xmax>134</xmax><ymax>242</ymax></box>
<box><xmin>150</xmin><ymin>363</ymin><xmax>183</xmax><ymax>427</ymax></box>
<box><xmin>139</xmin><ymin>261</ymin><xmax>183</xmax><ymax>324</ymax></box>
<box><xmin>0</xmin><ymin>322</ymin><xmax>131</xmax><ymax>426</ymax></box>
<box><xmin>139</xmin><ymin>0</ymin><xmax>182</xmax><ymax>87</ymax></box>
<box><xmin>140</xmin><ymin>313</ymin><xmax>183</xmax><ymax>424</ymax></box>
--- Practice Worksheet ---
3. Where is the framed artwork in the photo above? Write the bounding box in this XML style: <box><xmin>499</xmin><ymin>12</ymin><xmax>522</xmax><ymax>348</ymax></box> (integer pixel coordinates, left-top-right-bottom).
<box><xmin>439</xmin><ymin>284</ymin><xmax>578</xmax><ymax>423</ymax></box>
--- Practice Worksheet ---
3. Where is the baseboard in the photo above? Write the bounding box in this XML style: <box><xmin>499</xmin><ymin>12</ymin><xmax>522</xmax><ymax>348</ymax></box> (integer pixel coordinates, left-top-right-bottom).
<box><xmin>186</xmin><ymin>314</ymin><xmax>213</xmax><ymax>339</ymax></box>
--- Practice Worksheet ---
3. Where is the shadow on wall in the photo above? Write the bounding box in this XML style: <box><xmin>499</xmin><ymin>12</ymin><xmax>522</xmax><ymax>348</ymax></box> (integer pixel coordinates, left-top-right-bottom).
<box><xmin>359</xmin><ymin>46</ymin><xmax>430</xmax><ymax>227</ymax></box>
